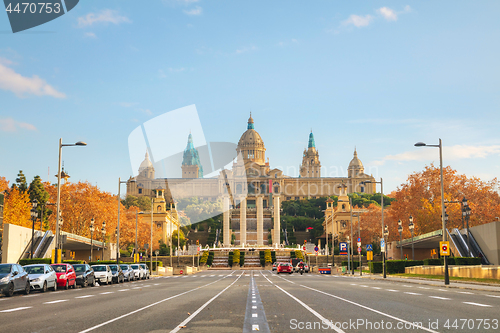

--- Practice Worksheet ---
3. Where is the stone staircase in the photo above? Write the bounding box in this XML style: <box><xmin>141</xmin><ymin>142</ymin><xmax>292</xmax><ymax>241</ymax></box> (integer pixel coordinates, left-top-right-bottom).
<box><xmin>243</xmin><ymin>252</ymin><xmax>262</xmax><ymax>268</ymax></box>
<box><xmin>211</xmin><ymin>252</ymin><xmax>229</xmax><ymax>268</ymax></box>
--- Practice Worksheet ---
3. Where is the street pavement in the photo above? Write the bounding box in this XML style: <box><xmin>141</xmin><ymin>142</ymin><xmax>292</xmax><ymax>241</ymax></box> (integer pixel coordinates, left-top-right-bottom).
<box><xmin>1</xmin><ymin>271</ymin><xmax>499</xmax><ymax>332</ymax></box>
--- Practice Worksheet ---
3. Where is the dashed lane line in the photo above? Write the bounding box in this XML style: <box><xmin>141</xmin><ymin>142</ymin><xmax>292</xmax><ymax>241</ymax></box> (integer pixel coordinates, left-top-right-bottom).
<box><xmin>429</xmin><ymin>296</ymin><xmax>450</xmax><ymax>300</ymax></box>
<box><xmin>44</xmin><ymin>300</ymin><xmax>68</xmax><ymax>304</ymax></box>
<box><xmin>462</xmin><ymin>302</ymin><xmax>492</xmax><ymax>307</ymax></box>
<box><xmin>486</xmin><ymin>295</ymin><xmax>500</xmax><ymax>298</ymax></box>
<box><xmin>243</xmin><ymin>272</ymin><xmax>270</xmax><ymax>333</ymax></box>
<box><xmin>404</xmin><ymin>292</ymin><xmax>422</xmax><ymax>296</ymax></box>
<box><xmin>0</xmin><ymin>307</ymin><xmax>32</xmax><ymax>313</ymax></box>
<box><xmin>75</xmin><ymin>295</ymin><xmax>95</xmax><ymax>299</ymax></box>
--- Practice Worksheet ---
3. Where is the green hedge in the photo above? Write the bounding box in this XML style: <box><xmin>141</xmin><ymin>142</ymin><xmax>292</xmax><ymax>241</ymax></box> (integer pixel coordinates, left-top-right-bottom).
<box><xmin>341</xmin><ymin>261</ymin><xmax>360</xmax><ymax>269</ymax></box>
<box><xmin>290</xmin><ymin>251</ymin><xmax>296</xmax><ymax>259</ymax></box>
<box><xmin>369</xmin><ymin>261</ymin><xmax>383</xmax><ymax>273</ymax></box>
<box><xmin>233</xmin><ymin>250</ymin><xmax>240</xmax><ymax>265</ymax></box>
<box><xmin>63</xmin><ymin>260</ymin><xmax>84</xmax><ymax>265</ymax></box>
<box><xmin>423</xmin><ymin>258</ymin><xmax>442</xmax><ymax>266</ymax></box>
<box><xmin>271</xmin><ymin>251</ymin><xmax>276</xmax><ymax>263</ymax></box>
<box><xmin>240</xmin><ymin>252</ymin><xmax>245</xmax><ymax>266</ymax></box>
<box><xmin>228</xmin><ymin>253</ymin><xmax>233</xmax><ymax>266</ymax></box>
<box><xmin>145</xmin><ymin>261</ymin><xmax>163</xmax><ymax>271</ymax></box>
<box><xmin>207</xmin><ymin>251</ymin><xmax>214</xmax><ymax>266</ymax></box>
<box><xmin>404</xmin><ymin>260</ymin><xmax>424</xmax><ymax>267</ymax></box>
<box><xmin>454</xmin><ymin>257</ymin><xmax>482</xmax><ymax>265</ymax></box>
<box><xmin>386</xmin><ymin>260</ymin><xmax>406</xmax><ymax>274</ymax></box>
<box><xmin>89</xmin><ymin>260</ymin><xmax>123</xmax><ymax>265</ymax></box>
<box><xmin>19</xmin><ymin>258</ymin><xmax>51</xmax><ymax>266</ymax></box>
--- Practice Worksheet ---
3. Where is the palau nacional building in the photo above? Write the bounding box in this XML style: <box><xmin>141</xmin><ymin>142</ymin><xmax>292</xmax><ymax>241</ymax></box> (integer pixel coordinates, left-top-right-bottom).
<box><xmin>126</xmin><ymin>114</ymin><xmax>376</xmax><ymax>248</ymax></box>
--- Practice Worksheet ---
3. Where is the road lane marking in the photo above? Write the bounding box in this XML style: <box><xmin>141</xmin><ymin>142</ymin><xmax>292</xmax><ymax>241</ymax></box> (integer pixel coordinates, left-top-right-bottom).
<box><xmin>386</xmin><ymin>289</ymin><xmax>399</xmax><ymax>292</ymax></box>
<box><xmin>359</xmin><ymin>285</ymin><xmax>369</xmax><ymax>288</ymax></box>
<box><xmin>372</xmin><ymin>287</ymin><xmax>381</xmax><ymax>290</ymax></box>
<box><xmin>0</xmin><ymin>307</ymin><xmax>32</xmax><ymax>313</ymax></box>
<box><xmin>75</xmin><ymin>295</ymin><xmax>95</xmax><ymax>299</ymax></box>
<box><xmin>261</xmin><ymin>272</ymin><xmax>343</xmax><ymax>333</ymax></box>
<box><xmin>118</xmin><ymin>289</ymin><xmax>129</xmax><ymax>292</ymax></box>
<box><xmin>296</xmin><ymin>283</ymin><xmax>439</xmax><ymax>333</ymax></box>
<box><xmin>22</xmin><ymin>294</ymin><xmax>39</xmax><ymax>297</ymax></box>
<box><xmin>457</xmin><ymin>291</ymin><xmax>473</xmax><ymax>294</ymax></box>
<box><xmin>170</xmin><ymin>272</ymin><xmax>244</xmax><ymax>333</ymax></box>
<box><xmin>429</xmin><ymin>296</ymin><xmax>450</xmax><ymax>300</ymax></box>
<box><xmin>486</xmin><ymin>295</ymin><xmax>500</xmax><ymax>298</ymax></box>
<box><xmin>43</xmin><ymin>300</ymin><xmax>68</xmax><ymax>304</ymax></box>
<box><xmin>100</xmin><ymin>292</ymin><xmax>114</xmax><ymax>295</ymax></box>
<box><xmin>418</xmin><ymin>287</ymin><xmax>430</xmax><ymax>289</ymax></box>
<box><xmin>243</xmin><ymin>273</ymin><xmax>270</xmax><ymax>333</ymax></box>
<box><xmin>404</xmin><ymin>292</ymin><xmax>422</xmax><ymax>295</ymax></box>
<box><xmin>79</xmin><ymin>274</ymin><xmax>236</xmax><ymax>333</ymax></box>
<box><xmin>463</xmin><ymin>302</ymin><xmax>492</xmax><ymax>307</ymax></box>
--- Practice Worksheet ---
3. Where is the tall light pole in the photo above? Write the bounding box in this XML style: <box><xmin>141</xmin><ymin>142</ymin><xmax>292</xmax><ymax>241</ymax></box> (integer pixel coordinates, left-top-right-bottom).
<box><xmin>150</xmin><ymin>198</ymin><xmax>153</xmax><ymax>273</ymax></box>
<box><xmin>30</xmin><ymin>199</ymin><xmax>38</xmax><ymax>259</ymax></box>
<box><xmin>90</xmin><ymin>218</ymin><xmax>95</xmax><ymax>262</ymax></box>
<box><xmin>135</xmin><ymin>209</ymin><xmax>138</xmax><ymax>262</ymax></box>
<box><xmin>383</xmin><ymin>225</ymin><xmax>389</xmax><ymax>277</ymax></box>
<box><xmin>409</xmin><ymin>216</ymin><xmax>414</xmax><ymax>261</ymax></box>
<box><xmin>117</xmin><ymin>178</ymin><xmax>127</xmax><ymax>265</ymax></box>
<box><xmin>415</xmin><ymin>139</ymin><xmax>449</xmax><ymax>285</ymax></box>
<box><xmin>398</xmin><ymin>219</ymin><xmax>403</xmax><ymax>259</ymax></box>
<box><xmin>363</xmin><ymin>178</ymin><xmax>385</xmax><ymax>277</ymax></box>
<box><xmin>101</xmin><ymin>221</ymin><xmax>106</xmax><ymax>260</ymax></box>
<box><xmin>55</xmin><ymin>138</ymin><xmax>87</xmax><ymax>262</ymax></box>
<box><xmin>356</xmin><ymin>214</ymin><xmax>361</xmax><ymax>276</ymax></box>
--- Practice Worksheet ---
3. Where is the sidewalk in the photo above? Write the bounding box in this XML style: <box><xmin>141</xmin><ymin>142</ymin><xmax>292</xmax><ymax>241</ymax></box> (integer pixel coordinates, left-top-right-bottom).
<box><xmin>359</xmin><ymin>273</ymin><xmax>500</xmax><ymax>292</ymax></box>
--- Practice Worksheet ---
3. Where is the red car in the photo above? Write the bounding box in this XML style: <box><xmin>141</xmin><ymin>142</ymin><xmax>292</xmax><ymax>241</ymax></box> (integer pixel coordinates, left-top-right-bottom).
<box><xmin>51</xmin><ymin>263</ymin><xmax>77</xmax><ymax>289</ymax></box>
<box><xmin>277</xmin><ymin>263</ymin><xmax>293</xmax><ymax>274</ymax></box>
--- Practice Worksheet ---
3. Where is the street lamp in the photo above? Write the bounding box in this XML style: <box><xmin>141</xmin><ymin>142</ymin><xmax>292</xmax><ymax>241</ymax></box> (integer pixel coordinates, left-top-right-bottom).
<box><xmin>362</xmin><ymin>179</ymin><xmax>385</xmax><ymax>278</ymax></box>
<box><xmin>398</xmin><ymin>219</ymin><xmax>403</xmax><ymax>260</ymax></box>
<box><xmin>101</xmin><ymin>221</ymin><xmax>106</xmax><ymax>260</ymax></box>
<box><xmin>415</xmin><ymin>139</ymin><xmax>449</xmax><ymax>285</ymax></box>
<box><xmin>30</xmin><ymin>199</ymin><xmax>38</xmax><ymax>259</ymax></box>
<box><xmin>409</xmin><ymin>216</ymin><xmax>415</xmax><ymax>261</ymax></box>
<box><xmin>383</xmin><ymin>225</ymin><xmax>389</xmax><ymax>278</ymax></box>
<box><xmin>90</xmin><ymin>218</ymin><xmax>95</xmax><ymax>262</ymax></box>
<box><xmin>55</xmin><ymin>138</ymin><xmax>87</xmax><ymax>262</ymax></box>
<box><xmin>116</xmin><ymin>178</ymin><xmax>127</xmax><ymax>265</ymax></box>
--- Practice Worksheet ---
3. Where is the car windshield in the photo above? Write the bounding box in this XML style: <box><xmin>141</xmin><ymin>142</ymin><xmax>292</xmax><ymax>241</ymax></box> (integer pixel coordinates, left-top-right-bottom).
<box><xmin>73</xmin><ymin>265</ymin><xmax>85</xmax><ymax>272</ymax></box>
<box><xmin>0</xmin><ymin>264</ymin><xmax>12</xmax><ymax>273</ymax></box>
<box><xmin>24</xmin><ymin>266</ymin><xmax>44</xmax><ymax>274</ymax></box>
<box><xmin>52</xmin><ymin>265</ymin><xmax>66</xmax><ymax>273</ymax></box>
<box><xmin>120</xmin><ymin>265</ymin><xmax>129</xmax><ymax>270</ymax></box>
<box><xmin>92</xmin><ymin>266</ymin><xmax>106</xmax><ymax>272</ymax></box>
<box><xmin>109</xmin><ymin>266</ymin><xmax>118</xmax><ymax>271</ymax></box>
<box><xmin>131</xmin><ymin>265</ymin><xmax>139</xmax><ymax>269</ymax></box>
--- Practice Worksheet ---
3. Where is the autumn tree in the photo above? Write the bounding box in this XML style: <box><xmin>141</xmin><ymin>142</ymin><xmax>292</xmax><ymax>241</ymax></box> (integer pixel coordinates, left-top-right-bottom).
<box><xmin>14</xmin><ymin>170</ymin><xmax>28</xmax><ymax>192</ymax></box>
<box><xmin>0</xmin><ymin>176</ymin><xmax>9</xmax><ymax>192</ymax></box>
<box><xmin>3</xmin><ymin>186</ymin><xmax>31</xmax><ymax>228</ymax></box>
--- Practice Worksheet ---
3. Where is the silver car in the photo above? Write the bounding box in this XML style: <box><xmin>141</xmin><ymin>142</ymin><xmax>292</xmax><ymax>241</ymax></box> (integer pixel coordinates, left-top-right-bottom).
<box><xmin>23</xmin><ymin>264</ymin><xmax>57</xmax><ymax>292</ymax></box>
<box><xmin>119</xmin><ymin>264</ymin><xmax>135</xmax><ymax>282</ymax></box>
<box><xmin>130</xmin><ymin>264</ymin><xmax>144</xmax><ymax>280</ymax></box>
<box><xmin>91</xmin><ymin>265</ymin><xmax>113</xmax><ymax>285</ymax></box>
<box><xmin>139</xmin><ymin>264</ymin><xmax>150</xmax><ymax>279</ymax></box>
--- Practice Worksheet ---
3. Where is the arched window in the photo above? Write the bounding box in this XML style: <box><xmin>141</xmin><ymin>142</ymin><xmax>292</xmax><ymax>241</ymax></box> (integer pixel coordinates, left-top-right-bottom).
<box><xmin>342</xmin><ymin>204</ymin><xmax>345</xmax><ymax>210</ymax></box>
<box><xmin>157</xmin><ymin>205</ymin><xmax>162</xmax><ymax>212</ymax></box>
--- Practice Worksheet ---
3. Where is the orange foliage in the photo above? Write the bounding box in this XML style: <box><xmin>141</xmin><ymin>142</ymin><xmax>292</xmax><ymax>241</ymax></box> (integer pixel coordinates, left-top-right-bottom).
<box><xmin>0</xmin><ymin>176</ymin><xmax>9</xmax><ymax>192</ymax></box>
<box><xmin>4</xmin><ymin>187</ymin><xmax>31</xmax><ymax>228</ymax></box>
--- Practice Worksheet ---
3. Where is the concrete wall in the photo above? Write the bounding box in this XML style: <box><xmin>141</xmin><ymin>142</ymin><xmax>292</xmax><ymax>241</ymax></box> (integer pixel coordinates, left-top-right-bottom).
<box><xmin>1</xmin><ymin>223</ymin><xmax>54</xmax><ymax>263</ymax></box>
<box><xmin>470</xmin><ymin>221</ymin><xmax>500</xmax><ymax>266</ymax></box>
<box><xmin>405</xmin><ymin>265</ymin><xmax>500</xmax><ymax>279</ymax></box>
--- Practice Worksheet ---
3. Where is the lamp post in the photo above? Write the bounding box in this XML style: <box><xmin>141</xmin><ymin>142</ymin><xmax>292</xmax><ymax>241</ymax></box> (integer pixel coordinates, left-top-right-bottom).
<box><xmin>362</xmin><ymin>178</ymin><xmax>385</xmax><ymax>278</ymax></box>
<box><xmin>135</xmin><ymin>209</ymin><xmax>138</xmax><ymax>262</ymax></box>
<box><xmin>101</xmin><ymin>221</ymin><xmax>106</xmax><ymax>260</ymax></box>
<box><xmin>90</xmin><ymin>218</ymin><xmax>95</xmax><ymax>262</ymax></box>
<box><xmin>116</xmin><ymin>178</ymin><xmax>127</xmax><ymax>265</ymax></box>
<box><xmin>30</xmin><ymin>199</ymin><xmax>38</xmax><ymax>259</ymax></box>
<box><xmin>398</xmin><ymin>219</ymin><xmax>403</xmax><ymax>259</ymax></box>
<box><xmin>383</xmin><ymin>225</ymin><xmax>389</xmax><ymax>278</ymax></box>
<box><xmin>151</xmin><ymin>199</ymin><xmax>153</xmax><ymax>273</ymax></box>
<box><xmin>357</xmin><ymin>214</ymin><xmax>361</xmax><ymax>276</ymax></box>
<box><xmin>409</xmin><ymin>216</ymin><xmax>414</xmax><ymax>261</ymax></box>
<box><xmin>55</xmin><ymin>138</ymin><xmax>87</xmax><ymax>262</ymax></box>
<box><xmin>415</xmin><ymin>139</ymin><xmax>449</xmax><ymax>285</ymax></box>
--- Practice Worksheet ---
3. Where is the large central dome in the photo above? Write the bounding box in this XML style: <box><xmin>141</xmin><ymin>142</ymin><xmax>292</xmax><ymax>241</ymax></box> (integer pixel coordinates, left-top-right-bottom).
<box><xmin>237</xmin><ymin>114</ymin><xmax>266</xmax><ymax>165</ymax></box>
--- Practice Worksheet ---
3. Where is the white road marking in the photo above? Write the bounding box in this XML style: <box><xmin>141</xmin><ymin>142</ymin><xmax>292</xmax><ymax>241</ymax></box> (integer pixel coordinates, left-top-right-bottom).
<box><xmin>404</xmin><ymin>292</ymin><xmax>422</xmax><ymax>295</ymax></box>
<box><xmin>100</xmin><ymin>292</ymin><xmax>114</xmax><ymax>295</ymax></box>
<box><xmin>386</xmin><ymin>289</ymin><xmax>398</xmax><ymax>292</ymax></box>
<box><xmin>169</xmin><ymin>273</ymin><xmax>244</xmax><ymax>333</ymax></box>
<box><xmin>43</xmin><ymin>300</ymin><xmax>68</xmax><ymax>304</ymax></box>
<box><xmin>132</xmin><ymin>287</ymin><xmax>142</xmax><ymax>289</ymax></box>
<box><xmin>418</xmin><ymin>287</ymin><xmax>430</xmax><ymax>289</ymax></box>
<box><xmin>154</xmin><ymin>284</ymin><xmax>159</xmax><ymax>285</ymax></box>
<box><xmin>252</xmin><ymin>313</ymin><xmax>258</xmax><ymax>317</ymax></box>
<box><xmin>350</xmin><ymin>283</ymin><xmax>357</xmax><ymax>285</ymax></box>
<box><xmin>372</xmin><ymin>287</ymin><xmax>381</xmax><ymax>290</ymax></box>
<box><xmin>463</xmin><ymin>302</ymin><xmax>492</xmax><ymax>307</ymax></box>
<box><xmin>23</xmin><ymin>294</ymin><xmax>39</xmax><ymax>298</ymax></box>
<box><xmin>457</xmin><ymin>291</ymin><xmax>473</xmax><ymax>294</ymax></box>
<box><xmin>252</xmin><ymin>325</ymin><xmax>259</xmax><ymax>331</ymax></box>
<box><xmin>75</xmin><ymin>295</ymin><xmax>95</xmax><ymax>299</ymax></box>
<box><xmin>252</xmin><ymin>306</ymin><xmax>257</xmax><ymax>309</ymax></box>
<box><xmin>429</xmin><ymin>296</ymin><xmax>450</xmax><ymax>300</ymax></box>
<box><xmin>0</xmin><ymin>307</ymin><xmax>32</xmax><ymax>313</ymax></box>
<box><xmin>118</xmin><ymin>289</ymin><xmax>129</xmax><ymax>292</ymax></box>
<box><xmin>359</xmin><ymin>285</ymin><xmax>369</xmax><ymax>288</ymax></box>
<box><xmin>486</xmin><ymin>295</ymin><xmax>500</xmax><ymax>298</ymax></box>
<box><xmin>210</xmin><ymin>275</ymin><xmax>215</xmax><ymax>277</ymax></box>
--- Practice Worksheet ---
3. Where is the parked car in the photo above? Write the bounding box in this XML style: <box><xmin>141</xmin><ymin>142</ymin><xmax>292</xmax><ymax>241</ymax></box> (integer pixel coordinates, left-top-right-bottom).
<box><xmin>23</xmin><ymin>264</ymin><xmax>57</xmax><ymax>292</ymax></box>
<box><xmin>91</xmin><ymin>265</ymin><xmax>113</xmax><ymax>285</ymax></box>
<box><xmin>51</xmin><ymin>263</ymin><xmax>77</xmax><ymax>290</ymax></box>
<box><xmin>109</xmin><ymin>265</ymin><xmax>125</xmax><ymax>283</ymax></box>
<box><xmin>139</xmin><ymin>263</ymin><xmax>150</xmax><ymax>279</ymax></box>
<box><xmin>272</xmin><ymin>262</ymin><xmax>278</xmax><ymax>271</ymax></box>
<box><xmin>0</xmin><ymin>263</ymin><xmax>30</xmax><ymax>297</ymax></box>
<box><xmin>130</xmin><ymin>264</ymin><xmax>144</xmax><ymax>280</ymax></box>
<box><xmin>73</xmin><ymin>264</ymin><xmax>95</xmax><ymax>287</ymax></box>
<box><xmin>119</xmin><ymin>264</ymin><xmax>135</xmax><ymax>282</ymax></box>
<box><xmin>277</xmin><ymin>263</ymin><xmax>293</xmax><ymax>274</ymax></box>
<box><xmin>304</xmin><ymin>263</ymin><xmax>310</xmax><ymax>273</ymax></box>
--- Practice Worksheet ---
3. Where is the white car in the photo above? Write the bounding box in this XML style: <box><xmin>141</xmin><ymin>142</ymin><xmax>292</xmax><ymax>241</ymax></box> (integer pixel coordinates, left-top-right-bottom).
<box><xmin>91</xmin><ymin>265</ymin><xmax>112</xmax><ymax>285</ymax></box>
<box><xmin>23</xmin><ymin>264</ymin><xmax>57</xmax><ymax>292</ymax></box>
<box><xmin>130</xmin><ymin>264</ymin><xmax>144</xmax><ymax>280</ymax></box>
<box><xmin>139</xmin><ymin>264</ymin><xmax>150</xmax><ymax>279</ymax></box>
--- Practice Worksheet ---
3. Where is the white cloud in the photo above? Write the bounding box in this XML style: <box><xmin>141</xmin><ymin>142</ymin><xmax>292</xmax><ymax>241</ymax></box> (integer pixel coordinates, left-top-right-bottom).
<box><xmin>0</xmin><ymin>58</ymin><xmax>65</xmax><ymax>98</ymax></box>
<box><xmin>84</xmin><ymin>32</ymin><xmax>97</xmax><ymax>38</ymax></box>
<box><xmin>235</xmin><ymin>46</ymin><xmax>258</xmax><ymax>54</ymax></box>
<box><xmin>0</xmin><ymin>118</ymin><xmax>37</xmax><ymax>132</ymax></box>
<box><xmin>377</xmin><ymin>7</ymin><xmax>398</xmax><ymax>21</ymax></box>
<box><xmin>342</xmin><ymin>14</ymin><xmax>373</xmax><ymax>28</ymax></box>
<box><xmin>119</xmin><ymin>102</ymin><xmax>138</xmax><ymax>108</ymax></box>
<box><xmin>77</xmin><ymin>10</ymin><xmax>131</xmax><ymax>27</ymax></box>
<box><xmin>183</xmin><ymin>6</ymin><xmax>202</xmax><ymax>16</ymax></box>
<box><xmin>373</xmin><ymin>145</ymin><xmax>500</xmax><ymax>165</ymax></box>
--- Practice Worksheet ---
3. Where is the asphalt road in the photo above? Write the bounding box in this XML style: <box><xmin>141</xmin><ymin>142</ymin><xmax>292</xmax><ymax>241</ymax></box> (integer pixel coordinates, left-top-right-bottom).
<box><xmin>1</xmin><ymin>271</ymin><xmax>499</xmax><ymax>332</ymax></box>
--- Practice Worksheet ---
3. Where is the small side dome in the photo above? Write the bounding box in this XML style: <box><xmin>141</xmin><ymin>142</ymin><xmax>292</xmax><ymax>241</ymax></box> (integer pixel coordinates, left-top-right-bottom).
<box><xmin>349</xmin><ymin>148</ymin><xmax>363</xmax><ymax>168</ymax></box>
<box><xmin>139</xmin><ymin>151</ymin><xmax>153</xmax><ymax>172</ymax></box>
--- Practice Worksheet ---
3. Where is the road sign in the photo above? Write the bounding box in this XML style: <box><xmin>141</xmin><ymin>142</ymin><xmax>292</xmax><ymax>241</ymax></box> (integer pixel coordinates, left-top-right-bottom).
<box><xmin>357</xmin><ymin>237</ymin><xmax>361</xmax><ymax>243</ymax></box>
<box><xmin>155</xmin><ymin>250</ymin><xmax>159</xmax><ymax>255</ymax></box>
<box><xmin>357</xmin><ymin>242</ymin><xmax>361</xmax><ymax>247</ymax></box>
<box><xmin>366</xmin><ymin>244</ymin><xmax>373</xmax><ymax>251</ymax></box>
<box><xmin>440</xmin><ymin>241</ymin><xmax>450</xmax><ymax>256</ymax></box>
<box><xmin>144</xmin><ymin>243</ymin><xmax>149</xmax><ymax>250</ymax></box>
<box><xmin>357</xmin><ymin>247</ymin><xmax>362</xmax><ymax>254</ymax></box>
<box><xmin>303</xmin><ymin>246</ymin><xmax>306</xmax><ymax>251</ymax></box>
<box><xmin>314</xmin><ymin>246</ymin><xmax>319</xmax><ymax>252</ymax></box>
<box><xmin>339</xmin><ymin>242</ymin><xmax>348</xmax><ymax>255</ymax></box>
<box><xmin>179</xmin><ymin>270</ymin><xmax>183</xmax><ymax>275</ymax></box>
<box><xmin>381</xmin><ymin>239</ymin><xmax>385</xmax><ymax>253</ymax></box>
<box><xmin>305</xmin><ymin>243</ymin><xmax>316</xmax><ymax>254</ymax></box>
<box><xmin>367</xmin><ymin>251</ymin><xmax>373</xmax><ymax>261</ymax></box>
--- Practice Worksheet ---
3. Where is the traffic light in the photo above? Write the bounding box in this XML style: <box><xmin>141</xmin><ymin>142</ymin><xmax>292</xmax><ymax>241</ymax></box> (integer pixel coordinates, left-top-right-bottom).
<box><xmin>304</xmin><ymin>240</ymin><xmax>307</xmax><ymax>244</ymax></box>
<box><xmin>196</xmin><ymin>240</ymin><xmax>199</xmax><ymax>245</ymax></box>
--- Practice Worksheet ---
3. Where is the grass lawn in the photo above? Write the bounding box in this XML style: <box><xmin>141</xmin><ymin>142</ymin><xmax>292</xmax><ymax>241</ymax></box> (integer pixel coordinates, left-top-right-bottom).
<box><xmin>393</xmin><ymin>273</ymin><xmax>500</xmax><ymax>285</ymax></box>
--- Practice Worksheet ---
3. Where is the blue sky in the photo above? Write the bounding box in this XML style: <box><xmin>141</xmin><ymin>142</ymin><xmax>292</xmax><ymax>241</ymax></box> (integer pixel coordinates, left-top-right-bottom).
<box><xmin>1</xmin><ymin>0</ymin><xmax>499</xmax><ymax>195</ymax></box>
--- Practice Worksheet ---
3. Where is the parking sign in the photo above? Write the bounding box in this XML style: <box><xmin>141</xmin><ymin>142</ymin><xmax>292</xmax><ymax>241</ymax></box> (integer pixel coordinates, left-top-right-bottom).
<box><xmin>339</xmin><ymin>242</ymin><xmax>348</xmax><ymax>255</ymax></box>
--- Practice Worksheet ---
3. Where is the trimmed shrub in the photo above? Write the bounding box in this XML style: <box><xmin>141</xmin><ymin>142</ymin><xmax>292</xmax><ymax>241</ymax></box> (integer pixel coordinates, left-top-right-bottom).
<box><xmin>369</xmin><ymin>261</ymin><xmax>383</xmax><ymax>273</ymax></box>
<box><xmin>198</xmin><ymin>225</ymin><xmax>205</xmax><ymax>232</ymax></box>
<box><xmin>386</xmin><ymin>260</ymin><xmax>406</xmax><ymax>274</ymax></box>
<box><xmin>264</xmin><ymin>250</ymin><xmax>272</xmax><ymax>263</ymax></box>
<box><xmin>341</xmin><ymin>261</ymin><xmax>360</xmax><ymax>269</ymax></box>
<box><xmin>63</xmin><ymin>260</ymin><xmax>84</xmax><ymax>265</ymax></box>
<box><xmin>404</xmin><ymin>260</ymin><xmax>424</xmax><ymax>267</ymax></box>
<box><xmin>199</xmin><ymin>251</ymin><xmax>209</xmax><ymax>264</ymax></box>
<box><xmin>228</xmin><ymin>253</ymin><xmax>233</xmax><ymax>266</ymax></box>
<box><xmin>446</xmin><ymin>257</ymin><xmax>456</xmax><ymax>265</ymax></box>
<box><xmin>271</xmin><ymin>251</ymin><xmax>276</xmax><ymax>263</ymax></box>
<box><xmin>240</xmin><ymin>252</ymin><xmax>245</xmax><ymax>266</ymax></box>
<box><xmin>145</xmin><ymin>261</ymin><xmax>163</xmax><ymax>271</ymax></box>
<box><xmin>455</xmin><ymin>257</ymin><xmax>482</xmax><ymax>265</ymax></box>
<box><xmin>207</xmin><ymin>251</ymin><xmax>214</xmax><ymax>266</ymax></box>
<box><xmin>290</xmin><ymin>251</ymin><xmax>296</xmax><ymax>259</ymax></box>
<box><xmin>423</xmin><ymin>258</ymin><xmax>442</xmax><ymax>266</ymax></box>
<box><xmin>295</xmin><ymin>250</ymin><xmax>303</xmax><ymax>260</ymax></box>
<box><xmin>233</xmin><ymin>250</ymin><xmax>240</xmax><ymax>265</ymax></box>
<box><xmin>19</xmin><ymin>258</ymin><xmax>51</xmax><ymax>266</ymax></box>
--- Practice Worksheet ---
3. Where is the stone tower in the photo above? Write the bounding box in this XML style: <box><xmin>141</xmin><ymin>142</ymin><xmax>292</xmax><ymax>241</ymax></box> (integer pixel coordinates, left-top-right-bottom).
<box><xmin>182</xmin><ymin>133</ymin><xmax>203</xmax><ymax>178</ymax></box>
<box><xmin>300</xmin><ymin>131</ymin><xmax>321</xmax><ymax>178</ymax></box>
